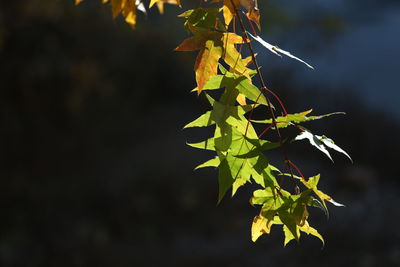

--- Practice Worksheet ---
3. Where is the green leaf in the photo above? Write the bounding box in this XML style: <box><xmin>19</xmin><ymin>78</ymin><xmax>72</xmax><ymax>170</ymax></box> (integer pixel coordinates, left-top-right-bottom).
<box><xmin>278</xmin><ymin>210</ymin><xmax>299</xmax><ymax>241</ymax></box>
<box><xmin>250</xmin><ymin>188</ymin><xmax>274</xmax><ymax>205</ymax></box>
<box><xmin>187</xmin><ymin>138</ymin><xmax>215</xmax><ymax>151</ymax></box>
<box><xmin>283</xmin><ymin>225</ymin><xmax>297</xmax><ymax>246</ymax></box>
<box><xmin>179</xmin><ymin>8</ymin><xmax>220</xmax><ymax>31</ymax></box>
<box><xmin>191</xmin><ymin>75</ymin><xmax>224</xmax><ymax>92</ymax></box>
<box><xmin>300</xmin><ymin>174</ymin><xmax>345</xmax><ymax>210</ymax></box>
<box><xmin>217</xmin><ymin>153</ymin><xmax>252</xmax><ymax>202</ymax></box>
<box><xmin>183</xmin><ymin>111</ymin><xmax>214</xmax><ymax>128</ymax></box>
<box><xmin>235</xmin><ymin>76</ymin><xmax>268</xmax><ymax>105</ymax></box>
<box><xmin>235</xmin><ymin>137</ymin><xmax>281</xmax><ymax>158</ymax></box>
<box><xmin>252</xmin><ymin>110</ymin><xmax>344</xmax><ymax>128</ymax></box>
<box><xmin>194</xmin><ymin>156</ymin><xmax>220</xmax><ymax>170</ymax></box>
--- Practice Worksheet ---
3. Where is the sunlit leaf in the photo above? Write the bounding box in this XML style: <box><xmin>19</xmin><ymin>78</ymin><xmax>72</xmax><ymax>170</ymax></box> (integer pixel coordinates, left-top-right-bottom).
<box><xmin>251</xmin><ymin>215</ymin><xmax>281</xmax><ymax>242</ymax></box>
<box><xmin>299</xmin><ymin>221</ymin><xmax>325</xmax><ymax>247</ymax></box>
<box><xmin>175</xmin><ymin>29</ymin><xmax>252</xmax><ymax>93</ymax></box>
<box><xmin>252</xmin><ymin>110</ymin><xmax>344</xmax><ymax>128</ymax></box>
<box><xmin>179</xmin><ymin>8</ymin><xmax>219</xmax><ymax>30</ymax></box>
<box><xmin>194</xmin><ymin>157</ymin><xmax>220</xmax><ymax>170</ymax></box>
<box><xmin>240</xmin><ymin>0</ymin><xmax>261</xmax><ymax>29</ymax></box>
<box><xmin>248</xmin><ymin>32</ymin><xmax>314</xmax><ymax>69</ymax></box>
<box><xmin>294</xmin><ymin>130</ymin><xmax>352</xmax><ymax>162</ymax></box>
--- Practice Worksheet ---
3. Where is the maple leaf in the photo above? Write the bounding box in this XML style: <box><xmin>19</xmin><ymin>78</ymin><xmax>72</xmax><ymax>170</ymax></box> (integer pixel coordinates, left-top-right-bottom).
<box><xmin>239</xmin><ymin>0</ymin><xmax>261</xmax><ymax>29</ymax></box>
<box><xmin>175</xmin><ymin>29</ymin><xmax>252</xmax><ymax>93</ymax></box>
<box><xmin>77</xmin><ymin>0</ymin><xmax>146</xmax><ymax>28</ymax></box>
<box><xmin>149</xmin><ymin>0</ymin><xmax>181</xmax><ymax>14</ymax></box>
<box><xmin>212</xmin><ymin>0</ymin><xmax>240</xmax><ymax>27</ymax></box>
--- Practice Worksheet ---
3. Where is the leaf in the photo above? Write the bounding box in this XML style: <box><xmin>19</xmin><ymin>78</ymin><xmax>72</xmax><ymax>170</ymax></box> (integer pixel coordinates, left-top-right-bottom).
<box><xmin>283</xmin><ymin>225</ymin><xmax>297</xmax><ymax>246</ymax></box>
<box><xmin>320</xmin><ymin>136</ymin><xmax>353</xmax><ymax>163</ymax></box>
<box><xmin>175</xmin><ymin>29</ymin><xmax>252</xmax><ymax>93</ymax></box>
<box><xmin>212</xmin><ymin>0</ymin><xmax>240</xmax><ymax>27</ymax></box>
<box><xmin>183</xmin><ymin>111</ymin><xmax>214</xmax><ymax>128</ymax></box>
<box><xmin>239</xmin><ymin>0</ymin><xmax>261</xmax><ymax>29</ymax></box>
<box><xmin>193</xmin><ymin>71</ymin><xmax>269</xmax><ymax>106</ymax></box>
<box><xmin>248</xmin><ymin>32</ymin><xmax>314</xmax><ymax>69</ymax></box>
<box><xmin>187</xmin><ymin>138</ymin><xmax>215</xmax><ymax>151</ymax></box>
<box><xmin>179</xmin><ymin>8</ymin><xmax>219</xmax><ymax>30</ymax></box>
<box><xmin>235</xmin><ymin>136</ymin><xmax>281</xmax><ymax>158</ymax></box>
<box><xmin>299</xmin><ymin>221</ymin><xmax>325</xmax><ymax>247</ymax></box>
<box><xmin>250</xmin><ymin>188</ymin><xmax>274</xmax><ymax>205</ymax></box>
<box><xmin>278</xmin><ymin>211</ymin><xmax>299</xmax><ymax>241</ymax></box>
<box><xmin>252</xmin><ymin>110</ymin><xmax>344</xmax><ymax>128</ymax></box>
<box><xmin>301</xmin><ymin>174</ymin><xmax>345</xmax><ymax>210</ymax></box>
<box><xmin>236</xmin><ymin>93</ymin><xmax>247</xmax><ymax>105</ymax></box>
<box><xmin>150</xmin><ymin>0</ymin><xmax>181</xmax><ymax>14</ymax></box>
<box><xmin>294</xmin><ymin>130</ymin><xmax>333</xmax><ymax>161</ymax></box>
<box><xmin>251</xmin><ymin>215</ymin><xmax>281</xmax><ymax>242</ymax></box>
<box><xmin>308</xmin><ymin>197</ymin><xmax>329</xmax><ymax>217</ymax></box>
<box><xmin>194</xmin><ymin>157</ymin><xmax>220</xmax><ymax>170</ymax></box>
<box><xmin>294</xmin><ymin>130</ymin><xmax>352</xmax><ymax>162</ymax></box>
<box><xmin>217</xmin><ymin>152</ymin><xmax>252</xmax><ymax>202</ymax></box>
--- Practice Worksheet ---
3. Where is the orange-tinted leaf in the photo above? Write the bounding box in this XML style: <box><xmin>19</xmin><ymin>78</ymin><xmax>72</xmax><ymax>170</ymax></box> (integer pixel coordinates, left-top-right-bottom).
<box><xmin>150</xmin><ymin>0</ymin><xmax>181</xmax><ymax>14</ymax></box>
<box><xmin>236</xmin><ymin>93</ymin><xmax>247</xmax><ymax>105</ymax></box>
<box><xmin>240</xmin><ymin>0</ymin><xmax>261</xmax><ymax>29</ymax></box>
<box><xmin>194</xmin><ymin>39</ymin><xmax>222</xmax><ymax>93</ymax></box>
<box><xmin>175</xmin><ymin>30</ymin><xmax>252</xmax><ymax>93</ymax></box>
<box><xmin>223</xmin><ymin>0</ymin><xmax>240</xmax><ymax>27</ymax></box>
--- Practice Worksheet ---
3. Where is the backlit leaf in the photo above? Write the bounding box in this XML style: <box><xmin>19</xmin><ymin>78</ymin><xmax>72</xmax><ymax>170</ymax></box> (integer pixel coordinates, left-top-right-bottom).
<box><xmin>175</xmin><ymin>30</ymin><xmax>252</xmax><ymax>93</ymax></box>
<box><xmin>248</xmin><ymin>32</ymin><xmax>314</xmax><ymax>69</ymax></box>
<box><xmin>194</xmin><ymin>157</ymin><xmax>220</xmax><ymax>170</ymax></box>
<box><xmin>294</xmin><ymin>130</ymin><xmax>352</xmax><ymax>162</ymax></box>
<box><xmin>252</xmin><ymin>110</ymin><xmax>344</xmax><ymax>128</ymax></box>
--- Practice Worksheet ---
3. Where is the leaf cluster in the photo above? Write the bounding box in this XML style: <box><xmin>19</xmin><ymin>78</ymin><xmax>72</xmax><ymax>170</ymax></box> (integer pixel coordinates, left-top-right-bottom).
<box><xmin>75</xmin><ymin>0</ymin><xmax>352</xmax><ymax>246</ymax></box>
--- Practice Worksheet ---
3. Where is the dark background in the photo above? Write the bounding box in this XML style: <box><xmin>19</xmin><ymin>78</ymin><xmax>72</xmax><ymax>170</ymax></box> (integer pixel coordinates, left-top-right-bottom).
<box><xmin>0</xmin><ymin>0</ymin><xmax>399</xmax><ymax>266</ymax></box>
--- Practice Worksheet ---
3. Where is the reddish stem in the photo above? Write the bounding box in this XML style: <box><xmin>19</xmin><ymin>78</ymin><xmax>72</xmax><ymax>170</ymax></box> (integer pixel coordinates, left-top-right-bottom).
<box><xmin>258</xmin><ymin>124</ymin><xmax>273</xmax><ymax>138</ymax></box>
<box><xmin>243</xmin><ymin>10</ymin><xmax>258</xmax><ymax>36</ymax></box>
<box><xmin>262</xmin><ymin>87</ymin><xmax>288</xmax><ymax>116</ymax></box>
<box><xmin>287</xmin><ymin>160</ymin><xmax>306</xmax><ymax>182</ymax></box>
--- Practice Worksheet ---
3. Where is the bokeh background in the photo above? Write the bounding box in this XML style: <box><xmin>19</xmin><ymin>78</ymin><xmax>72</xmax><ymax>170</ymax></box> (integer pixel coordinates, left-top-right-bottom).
<box><xmin>1</xmin><ymin>0</ymin><xmax>399</xmax><ymax>266</ymax></box>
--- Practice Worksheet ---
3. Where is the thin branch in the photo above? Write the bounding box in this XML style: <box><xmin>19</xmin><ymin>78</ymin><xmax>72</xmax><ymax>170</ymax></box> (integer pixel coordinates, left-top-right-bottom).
<box><xmin>229</xmin><ymin>0</ymin><xmax>296</xmax><ymax>184</ymax></box>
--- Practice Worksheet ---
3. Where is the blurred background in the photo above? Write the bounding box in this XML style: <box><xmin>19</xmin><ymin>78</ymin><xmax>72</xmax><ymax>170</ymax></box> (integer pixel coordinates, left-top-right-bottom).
<box><xmin>0</xmin><ymin>0</ymin><xmax>399</xmax><ymax>266</ymax></box>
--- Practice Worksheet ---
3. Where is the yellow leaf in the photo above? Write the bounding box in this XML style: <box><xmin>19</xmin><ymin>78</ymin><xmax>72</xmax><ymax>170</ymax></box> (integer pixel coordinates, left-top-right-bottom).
<box><xmin>175</xmin><ymin>30</ymin><xmax>252</xmax><ymax>94</ymax></box>
<box><xmin>236</xmin><ymin>93</ymin><xmax>247</xmax><ymax>105</ymax></box>
<box><xmin>75</xmin><ymin>0</ymin><xmax>84</xmax><ymax>4</ymax></box>
<box><xmin>122</xmin><ymin>0</ymin><xmax>137</xmax><ymax>28</ymax></box>
<box><xmin>283</xmin><ymin>225</ymin><xmax>298</xmax><ymax>246</ymax></box>
<box><xmin>150</xmin><ymin>0</ymin><xmax>181</xmax><ymax>13</ymax></box>
<box><xmin>299</xmin><ymin>221</ymin><xmax>325</xmax><ymax>247</ymax></box>
<box><xmin>251</xmin><ymin>215</ymin><xmax>281</xmax><ymax>242</ymax></box>
<box><xmin>251</xmin><ymin>216</ymin><xmax>270</xmax><ymax>242</ymax></box>
<box><xmin>223</xmin><ymin>0</ymin><xmax>240</xmax><ymax>27</ymax></box>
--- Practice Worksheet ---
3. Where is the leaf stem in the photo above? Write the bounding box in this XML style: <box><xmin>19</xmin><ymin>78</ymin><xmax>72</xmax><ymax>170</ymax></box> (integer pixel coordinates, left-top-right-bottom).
<box><xmin>229</xmin><ymin>0</ymin><xmax>296</xmax><ymax>184</ymax></box>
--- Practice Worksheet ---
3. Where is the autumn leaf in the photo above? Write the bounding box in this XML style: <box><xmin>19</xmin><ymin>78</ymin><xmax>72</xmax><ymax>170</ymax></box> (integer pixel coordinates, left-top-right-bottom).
<box><xmin>240</xmin><ymin>0</ymin><xmax>261</xmax><ymax>29</ymax></box>
<box><xmin>150</xmin><ymin>0</ymin><xmax>181</xmax><ymax>14</ymax></box>
<box><xmin>211</xmin><ymin>0</ymin><xmax>240</xmax><ymax>27</ymax></box>
<box><xmin>175</xmin><ymin>29</ymin><xmax>252</xmax><ymax>93</ymax></box>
